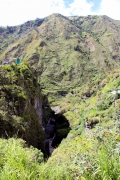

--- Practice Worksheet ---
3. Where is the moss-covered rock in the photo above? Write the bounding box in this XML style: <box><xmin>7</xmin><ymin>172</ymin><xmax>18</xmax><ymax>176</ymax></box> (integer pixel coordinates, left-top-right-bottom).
<box><xmin>0</xmin><ymin>63</ymin><xmax>51</xmax><ymax>152</ymax></box>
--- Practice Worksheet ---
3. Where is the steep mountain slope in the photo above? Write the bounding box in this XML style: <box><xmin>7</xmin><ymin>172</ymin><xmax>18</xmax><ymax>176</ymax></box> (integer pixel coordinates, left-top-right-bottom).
<box><xmin>70</xmin><ymin>15</ymin><xmax>120</xmax><ymax>62</ymax></box>
<box><xmin>0</xmin><ymin>18</ymin><xmax>44</xmax><ymax>54</ymax></box>
<box><xmin>0</xmin><ymin>13</ymin><xmax>120</xmax><ymax>124</ymax></box>
<box><xmin>0</xmin><ymin>14</ymin><xmax>120</xmax><ymax>104</ymax></box>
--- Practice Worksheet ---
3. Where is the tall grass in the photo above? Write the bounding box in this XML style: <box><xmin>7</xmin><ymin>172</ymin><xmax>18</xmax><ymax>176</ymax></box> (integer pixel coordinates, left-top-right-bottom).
<box><xmin>0</xmin><ymin>133</ymin><xmax>119</xmax><ymax>180</ymax></box>
<box><xmin>0</xmin><ymin>138</ymin><xmax>43</xmax><ymax>180</ymax></box>
<box><xmin>43</xmin><ymin>129</ymin><xmax>120</xmax><ymax>180</ymax></box>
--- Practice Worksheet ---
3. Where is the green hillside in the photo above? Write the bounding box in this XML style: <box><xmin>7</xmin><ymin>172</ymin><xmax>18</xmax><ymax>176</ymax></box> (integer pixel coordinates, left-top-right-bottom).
<box><xmin>0</xmin><ymin>14</ymin><xmax>120</xmax><ymax>179</ymax></box>
<box><xmin>0</xmin><ymin>14</ymin><xmax>120</xmax><ymax>105</ymax></box>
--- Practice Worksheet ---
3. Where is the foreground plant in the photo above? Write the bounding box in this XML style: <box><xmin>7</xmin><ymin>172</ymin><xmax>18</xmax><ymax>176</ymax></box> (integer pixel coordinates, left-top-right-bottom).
<box><xmin>0</xmin><ymin>138</ymin><xmax>43</xmax><ymax>180</ymax></box>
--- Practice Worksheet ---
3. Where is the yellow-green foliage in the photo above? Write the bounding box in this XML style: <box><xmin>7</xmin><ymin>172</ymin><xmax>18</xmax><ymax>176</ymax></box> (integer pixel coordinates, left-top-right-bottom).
<box><xmin>42</xmin><ymin>69</ymin><xmax>120</xmax><ymax>179</ymax></box>
<box><xmin>43</xmin><ymin>124</ymin><xmax>120</xmax><ymax>180</ymax></box>
<box><xmin>0</xmin><ymin>138</ymin><xmax>43</xmax><ymax>180</ymax></box>
<box><xmin>59</xmin><ymin>69</ymin><xmax>120</xmax><ymax>129</ymax></box>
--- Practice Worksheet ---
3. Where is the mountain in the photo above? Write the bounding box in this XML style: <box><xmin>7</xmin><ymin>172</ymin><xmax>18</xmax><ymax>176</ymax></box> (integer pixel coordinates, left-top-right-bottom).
<box><xmin>0</xmin><ymin>14</ymin><xmax>120</xmax><ymax>123</ymax></box>
<box><xmin>0</xmin><ymin>14</ymin><xmax>120</xmax><ymax>179</ymax></box>
<box><xmin>0</xmin><ymin>14</ymin><xmax>120</xmax><ymax>103</ymax></box>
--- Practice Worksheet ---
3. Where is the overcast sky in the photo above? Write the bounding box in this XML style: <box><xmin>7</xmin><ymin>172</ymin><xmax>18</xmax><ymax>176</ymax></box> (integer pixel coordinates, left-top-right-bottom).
<box><xmin>0</xmin><ymin>0</ymin><xmax>120</xmax><ymax>26</ymax></box>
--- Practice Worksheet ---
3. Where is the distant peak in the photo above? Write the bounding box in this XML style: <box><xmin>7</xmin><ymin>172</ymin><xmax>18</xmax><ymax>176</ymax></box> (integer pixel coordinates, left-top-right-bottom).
<box><xmin>49</xmin><ymin>13</ymin><xmax>64</xmax><ymax>17</ymax></box>
<box><xmin>47</xmin><ymin>13</ymin><xmax>69</xmax><ymax>20</ymax></box>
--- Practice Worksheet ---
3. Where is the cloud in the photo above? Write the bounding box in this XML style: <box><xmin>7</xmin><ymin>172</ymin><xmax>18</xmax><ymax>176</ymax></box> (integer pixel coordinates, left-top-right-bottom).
<box><xmin>0</xmin><ymin>0</ymin><xmax>94</xmax><ymax>26</ymax></box>
<box><xmin>0</xmin><ymin>0</ymin><xmax>120</xmax><ymax>26</ymax></box>
<box><xmin>99</xmin><ymin>0</ymin><xmax>120</xmax><ymax>20</ymax></box>
<box><xmin>68</xmin><ymin>0</ymin><xmax>94</xmax><ymax>16</ymax></box>
<box><xmin>0</xmin><ymin>0</ymin><xmax>70</xmax><ymax>26</ymax></box>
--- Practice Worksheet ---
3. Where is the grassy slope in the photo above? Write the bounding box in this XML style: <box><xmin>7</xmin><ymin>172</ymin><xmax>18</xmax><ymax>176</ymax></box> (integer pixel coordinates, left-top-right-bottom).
<box><xmin>43</xmin><ymin>68</ymin><xmax>120</xmax><ymax>180</ymax></box>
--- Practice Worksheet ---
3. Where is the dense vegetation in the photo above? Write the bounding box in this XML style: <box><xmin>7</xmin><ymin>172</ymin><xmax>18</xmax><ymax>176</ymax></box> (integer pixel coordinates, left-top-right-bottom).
<box><xmin>0</xmin><ymin>63</ymin><xmax>52</xmax><ymax>151</ymax></box>
<box><xmin>0</xmin><ymin>14</ymin><xmax>120</xmax><ymax>179</ymax></box>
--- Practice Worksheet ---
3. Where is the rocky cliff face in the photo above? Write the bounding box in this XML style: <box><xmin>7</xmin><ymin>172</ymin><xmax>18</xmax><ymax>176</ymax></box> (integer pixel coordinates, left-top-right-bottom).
<box><xmin>0</xmin><ymin>63</ymin><xmax>52</xmax><ymax>152</ymax></box>
<box><xmin>34</xmin><ymin>97</ymin><xmax>43</xmax><ymax>126</ymax></box>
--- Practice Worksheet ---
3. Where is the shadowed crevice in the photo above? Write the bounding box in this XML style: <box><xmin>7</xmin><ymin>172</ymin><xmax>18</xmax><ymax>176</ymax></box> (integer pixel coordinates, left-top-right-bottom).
<box><xmin>45</xmin><ymin>111</ymin><xmax>71</xmax><ymax>157</ymax></box>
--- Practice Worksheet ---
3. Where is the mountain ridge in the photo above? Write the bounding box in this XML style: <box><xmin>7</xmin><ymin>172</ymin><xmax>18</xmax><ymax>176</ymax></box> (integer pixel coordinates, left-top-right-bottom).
<box><xmin>0</xmin><ymin>14</ymin><xmax>120</xmax><ymax>108</ymax></box>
